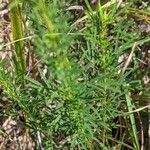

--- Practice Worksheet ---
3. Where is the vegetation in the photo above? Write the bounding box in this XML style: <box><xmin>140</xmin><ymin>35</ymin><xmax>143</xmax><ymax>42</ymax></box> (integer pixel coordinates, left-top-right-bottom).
<box><xmin>0</xmin><ymin>0</ymin><xmax>150</xmax><ymax>149</ymax></box>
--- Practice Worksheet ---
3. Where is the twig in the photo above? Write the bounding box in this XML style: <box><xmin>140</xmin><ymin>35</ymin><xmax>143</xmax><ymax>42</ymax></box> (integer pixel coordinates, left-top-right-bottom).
<box><xmin>26</xmin><ymin>59</ymin><xmax>41</xmax><ymax>77</ymax></box>
<box><xmin>37</xmin><ymin>131</ymin><xmax>44</xmax><ymax>150</ymax></box>
<box><xmin>122</xmin><ymin>42</ymin><xmax>137</xmax><ymax>74</ymax></box>
<box><xmin>66</xmin><ymin>5</ymin><xmax>83</xmax><ymax>11</ymax></box>
<box><xmin>137</xmin><ymin>111</ymin><xmax>144</xmax><ymax>150</ymax></box>
<box><xmin>125</xmin><ymin>105</ymin><xmax>150</xmax><ymax>114</ymax></box>
<box><xmin>0</xmin><ymin>35</ymin><xmax>34</xmax><ymax>50</ymax></box>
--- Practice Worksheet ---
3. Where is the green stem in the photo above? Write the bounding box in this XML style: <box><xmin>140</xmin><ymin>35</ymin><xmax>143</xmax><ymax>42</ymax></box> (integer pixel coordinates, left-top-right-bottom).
<box><xmin>98</xmin><ymin>0</ymin><xmax>108</xmax><ymax>69</ymax></box>
<box><xmin>98</xmin><ymin>0</ymin><xmax>109</xmax><ymax>144</ymax></box>
<box><xmin>84</xmin><ymin>0</ymin><xmax>93</xmax><ymax>13</ymax></box>
<box><xmin>37</xmin><ymin>0</ymin><xmax>57</xmax><ymax>47</ymax></box>
<box><xmin>10</xmin><ymin>0</ymin><xmax>26</xmax><ymax>81</ymax></box>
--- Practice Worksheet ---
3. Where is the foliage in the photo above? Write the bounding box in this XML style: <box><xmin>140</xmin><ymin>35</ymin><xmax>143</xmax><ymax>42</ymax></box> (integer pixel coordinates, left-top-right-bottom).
<box><xmin>0</xmin><ymin>0</ymin><xmax>150</xmax><ymax>149</ymax></box>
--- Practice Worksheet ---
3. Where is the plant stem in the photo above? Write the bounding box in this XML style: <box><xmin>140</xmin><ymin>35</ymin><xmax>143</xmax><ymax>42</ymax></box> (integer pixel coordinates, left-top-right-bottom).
<box><xmin>98</xmin><ymin>0</ymin><xmax>108</xmax><ymax>69</ymax></box>
<box><xmin>98</xmin><ymin>0</ymin><xmax>109</xmax><ymax>145</ymax></box>
<box><xmin>10</xmin><ymin>0</ymin><xmax>26</xmax><ymax>81</ymax></box>
<box><xmin>37</xmin><ymin>0</ymin><xmax>57</xmax><ymax>47</ymax></box>
<box><xmin>84</xmin><ymin>0</ymin><xmax>93</xmax><ymax>13</ymax></box>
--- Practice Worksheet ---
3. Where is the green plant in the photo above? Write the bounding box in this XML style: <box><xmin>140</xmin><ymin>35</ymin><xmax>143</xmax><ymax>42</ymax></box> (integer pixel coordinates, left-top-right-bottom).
<box><xmin>1</xmin><ymin>0</ymin><xmax>150</xmax><ymax>149</ymax></box>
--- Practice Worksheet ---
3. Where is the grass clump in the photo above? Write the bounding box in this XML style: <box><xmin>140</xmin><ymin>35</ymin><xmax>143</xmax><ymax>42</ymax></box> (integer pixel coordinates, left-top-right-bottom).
<box><xmin>0</xmin><ymin>0</ymin><xmax>150</xmax><ymax>149</ymax></box>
